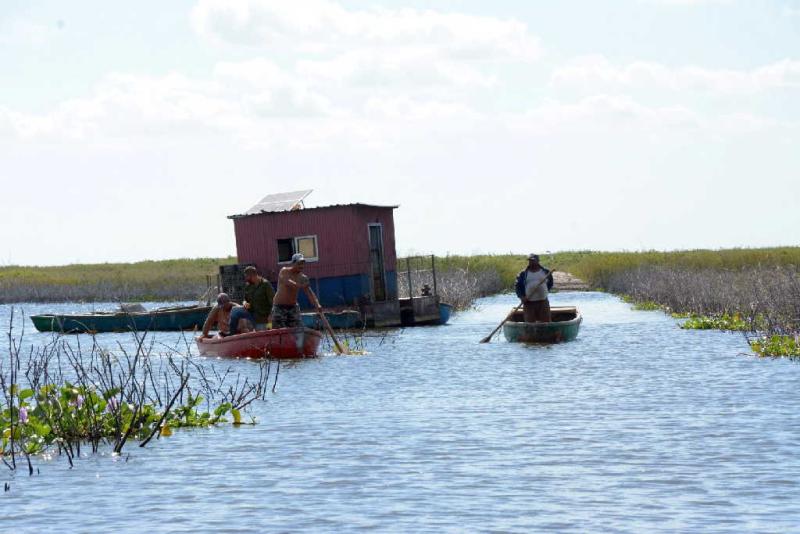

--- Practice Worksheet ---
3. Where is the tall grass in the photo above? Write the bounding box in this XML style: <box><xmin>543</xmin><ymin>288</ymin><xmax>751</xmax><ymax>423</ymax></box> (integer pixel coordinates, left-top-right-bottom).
<box><xmin>563</xmin><ymin>247</ymin><xmax>800</xmax><ymax>289</ymax></box>
<box><xmin>567</xmin><ymin>247</ymin><xmax>800</xmax><ymax>357</ymax></box>
<box><xmin>0</xmin><ymin>257</ymin><xmax>235</xmax><ymax>303</ymax></box>
<box><xmin>397</xmin><ymin>263</ymin><xmax>504</xmax><ymax>310</ymax></box>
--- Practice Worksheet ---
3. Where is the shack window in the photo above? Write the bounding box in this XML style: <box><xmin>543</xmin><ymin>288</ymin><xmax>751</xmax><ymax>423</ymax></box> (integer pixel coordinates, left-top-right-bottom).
<box><xmin>277</xmin><ymin>235</ymin><xmax>319</xmax><ymax>263</ymax></box>
<box><xmin>296</xmin><ymin>236</ymin><xmax>318</xmax><ymax>261</ymax></box>
<box><xmin>277</xmin><ymin>238</ymin><xmax>294</xmax><ymax>263</ymax></box>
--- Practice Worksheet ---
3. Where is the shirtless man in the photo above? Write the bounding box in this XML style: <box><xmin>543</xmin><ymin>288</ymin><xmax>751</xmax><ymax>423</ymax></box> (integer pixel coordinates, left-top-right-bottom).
<box><xmin>272</xmin><ymin>253</ymin><xmax>314</xmax><ymax>328</ymax></box>
<box><xmin>201</xmin><ymin>293</ymin><xmax>236</xmax><ymax>337</ymax></box>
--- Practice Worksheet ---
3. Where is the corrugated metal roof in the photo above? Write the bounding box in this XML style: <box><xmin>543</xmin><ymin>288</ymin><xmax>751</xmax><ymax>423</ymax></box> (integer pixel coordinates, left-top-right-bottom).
<box><xmin>229</xmin><ymin>202</ymin><xmax>399</xmax><ymax>220</ymax></box>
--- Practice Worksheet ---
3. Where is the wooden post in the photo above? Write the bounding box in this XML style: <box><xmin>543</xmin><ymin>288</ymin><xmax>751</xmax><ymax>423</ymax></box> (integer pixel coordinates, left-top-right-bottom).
<box><xmin>431</xmin><ymin>254</ymin><xmax>437</xmax><ymax>297</ymax></box>
<box><xmin>407</xmin><ymin>257</ymin><xmax>413</xmax><ymax>298</ymax></box>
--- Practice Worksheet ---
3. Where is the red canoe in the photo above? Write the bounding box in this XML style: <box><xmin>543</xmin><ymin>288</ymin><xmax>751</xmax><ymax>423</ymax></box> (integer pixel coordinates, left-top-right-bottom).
<box><xmin>195</xmin><ymin>328</ymin><xmax>323</xmax><ymax>359</ymax></box>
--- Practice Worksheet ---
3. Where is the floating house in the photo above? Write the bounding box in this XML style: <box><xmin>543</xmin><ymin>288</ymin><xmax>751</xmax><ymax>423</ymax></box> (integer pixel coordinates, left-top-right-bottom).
<box><xmin>226</xmin><ymin>190</ymin><xmax>402</xmax><ymax>325</ymax></box>
<box><xmin>223</xmin><ymin>190</ymin><xmax>451</xmax><ymax>327</ymax></box>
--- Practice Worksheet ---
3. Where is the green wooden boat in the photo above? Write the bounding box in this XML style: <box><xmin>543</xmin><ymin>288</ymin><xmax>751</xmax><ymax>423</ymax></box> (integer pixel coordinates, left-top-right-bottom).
<box><xmin>503</xmin><ymin>306</ymin><xmax>582</xmax><ymax>343</ymax></box>
<box><xmin>30</xmin><ymin>304</ymin><xmax>212</xmax><ymax>334</ymax></box>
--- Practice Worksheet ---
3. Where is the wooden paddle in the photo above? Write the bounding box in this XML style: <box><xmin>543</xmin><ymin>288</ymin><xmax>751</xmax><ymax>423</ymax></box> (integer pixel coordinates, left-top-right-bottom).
<box><xmin>479</xmin><ymin>269</ymin><xmax>555</xmax><ymax>343</ymax></box>
<box><xmin>306</xmin><ymin>288</ymin><xmax>349</xmax><ymax>355</ymax></box>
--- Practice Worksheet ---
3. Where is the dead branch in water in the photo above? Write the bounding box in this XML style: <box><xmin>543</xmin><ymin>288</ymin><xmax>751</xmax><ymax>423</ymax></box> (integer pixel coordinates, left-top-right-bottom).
<box><xmin>0</xmin><ymin>311</ymin><xmax>278</xmax><ymax>474</ymax></box>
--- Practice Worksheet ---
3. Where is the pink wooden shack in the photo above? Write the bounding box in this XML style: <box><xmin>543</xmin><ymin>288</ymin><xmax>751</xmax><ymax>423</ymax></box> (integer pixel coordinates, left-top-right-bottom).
<box><xmin>228</xmin><ymin>190</ymin><xmax>399</xmax><ymax>315</ymax></box>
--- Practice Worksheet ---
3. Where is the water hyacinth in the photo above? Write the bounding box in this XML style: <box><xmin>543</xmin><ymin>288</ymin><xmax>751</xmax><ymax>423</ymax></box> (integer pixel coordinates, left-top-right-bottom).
<box><xmin>1</xmin><ymin>313</ymin><xmax>275</xmax><ymax>475</ymax></box>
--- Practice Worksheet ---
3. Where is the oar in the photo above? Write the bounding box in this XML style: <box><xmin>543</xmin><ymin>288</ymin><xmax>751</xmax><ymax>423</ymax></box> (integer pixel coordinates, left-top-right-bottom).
<box><xmin>306</xmin><ymin>288</ymin><xmax>349</xmax><ymax>355</ymax></box>
<box><xmin>479</xmin><ymin>270</ymin><xmax>555</xmax><ymax>343</ymax></box>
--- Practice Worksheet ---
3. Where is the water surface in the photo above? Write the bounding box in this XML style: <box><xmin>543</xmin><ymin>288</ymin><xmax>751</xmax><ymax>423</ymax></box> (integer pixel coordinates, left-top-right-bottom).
<box><xmin>2</xmin><ymin>293</ymin><xmax>800</xmax><ymax>532</ymax></box>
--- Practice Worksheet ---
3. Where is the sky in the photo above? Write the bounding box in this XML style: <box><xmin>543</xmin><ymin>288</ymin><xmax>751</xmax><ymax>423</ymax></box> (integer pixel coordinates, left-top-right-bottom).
<box><xmin>1</xmin><ymin>0</ymin><xmax>799</xmax><ymax>266</ymax></box>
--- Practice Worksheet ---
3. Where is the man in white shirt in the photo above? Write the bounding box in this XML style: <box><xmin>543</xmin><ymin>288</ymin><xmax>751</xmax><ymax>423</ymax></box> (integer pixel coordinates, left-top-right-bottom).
<box><xmin>514</xmin><ymin>254</ymin><xmax>554</xmax><ymax>323</ymax></box>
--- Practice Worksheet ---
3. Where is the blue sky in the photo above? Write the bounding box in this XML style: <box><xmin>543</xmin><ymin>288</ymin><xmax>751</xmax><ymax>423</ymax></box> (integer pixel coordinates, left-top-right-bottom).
<box><xmin>1</xmin><ymin>0</ymin><xmax>798</xmax><ymax>265</ymax></box>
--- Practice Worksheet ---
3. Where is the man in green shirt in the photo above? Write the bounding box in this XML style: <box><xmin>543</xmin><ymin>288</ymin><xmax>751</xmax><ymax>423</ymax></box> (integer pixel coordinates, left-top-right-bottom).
<box><xmin>243</xmin><ymin>266</ymin><xmax>275</xmax><ymax>330</ymax></box>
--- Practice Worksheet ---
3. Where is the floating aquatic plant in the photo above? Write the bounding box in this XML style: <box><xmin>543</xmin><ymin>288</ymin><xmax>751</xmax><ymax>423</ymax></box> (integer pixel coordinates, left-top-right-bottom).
<box><xmin>680</xmin><ymin>313</ymin><xmax>750</xmax><ymax>331</ymax></box>
<box><xmin>1</xmin><ymin>309</ymin><xmax>274</xmax><ymax>475</ymax></box>
<box><xmin>749</xmin><ymin>335</ymin><xmax>800</xmax><ymax>358</ymax></box>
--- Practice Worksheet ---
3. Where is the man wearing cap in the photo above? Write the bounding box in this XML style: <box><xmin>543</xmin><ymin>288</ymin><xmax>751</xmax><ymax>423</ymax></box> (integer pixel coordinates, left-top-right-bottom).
<box><xmin>272</xmin><ymin>253</ymin><xmax>313</xmax><ymax>328</ymax></box>
<box><xmin>201</xmin><ymin>293</ymin><xmax>237</xmax><ymax>338</ymax></box>
<box><xmin>243</xmin><ymin>266</ymin><xmax>275</xmax><ymax>330</ymax></box>
<box><xmin>515</xmin><ymin>254</ymin><xmax>554</xmax><ymax>323</ymax></box>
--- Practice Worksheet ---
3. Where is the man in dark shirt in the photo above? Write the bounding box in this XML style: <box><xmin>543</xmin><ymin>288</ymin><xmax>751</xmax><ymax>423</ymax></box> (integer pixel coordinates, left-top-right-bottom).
<box><xmin>243</xmin><ymin>266</ymin><xmax>275</xmax><ymax>330</ymax></box>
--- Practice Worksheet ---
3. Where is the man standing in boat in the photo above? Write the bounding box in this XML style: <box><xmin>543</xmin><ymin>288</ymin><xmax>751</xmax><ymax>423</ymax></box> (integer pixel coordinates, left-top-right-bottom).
<box><xmin>515</xmin><ymin>254</ymin><xmax>554</xmax><ymax>323</ymax></box>
<box><xmin>272</xmin><ymin>253</ymin><xmax>313</xmax><ymax>328</ymax></box>
<box><xmin>242</xmin><ymin>266</ymin><xmax>275</xmax><ymax>330</ymax></box>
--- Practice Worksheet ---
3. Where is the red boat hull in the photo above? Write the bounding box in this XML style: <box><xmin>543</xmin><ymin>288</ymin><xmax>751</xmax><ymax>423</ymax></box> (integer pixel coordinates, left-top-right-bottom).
<box><xmin>196</xmin><ymin>328</ymin><xmax>323</xmax><ymax>359</ymax></box>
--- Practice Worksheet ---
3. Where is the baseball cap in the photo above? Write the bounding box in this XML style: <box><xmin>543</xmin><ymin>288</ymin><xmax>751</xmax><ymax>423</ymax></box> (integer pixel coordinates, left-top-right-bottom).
<box><xmin>291</xmin><ymin>253</ymin><xmax>306</xmax><ymax>264</ymax></box>
<box><xmin>528</xmin><ymin>254</ymin><xmax>540</xmax><ymax>261</ymax></box>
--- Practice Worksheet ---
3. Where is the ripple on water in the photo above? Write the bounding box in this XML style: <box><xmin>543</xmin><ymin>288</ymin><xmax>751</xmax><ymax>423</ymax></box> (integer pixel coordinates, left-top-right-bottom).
<box><xmin>2</xmin><ymin>294</ymin><xmax>800</xmax><ymax>532</ymax></box>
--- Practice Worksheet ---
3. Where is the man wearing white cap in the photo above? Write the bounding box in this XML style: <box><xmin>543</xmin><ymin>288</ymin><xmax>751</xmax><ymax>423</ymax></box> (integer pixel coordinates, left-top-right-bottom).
<box><xmin>272</xmin><ymin>253</ymin><xmax>312</xmax><ymax>328</ymax></box>
<box><xmin>515</xmin><ymin>254</ymin><xmax>554</xmax><ymax>323</ymax></box>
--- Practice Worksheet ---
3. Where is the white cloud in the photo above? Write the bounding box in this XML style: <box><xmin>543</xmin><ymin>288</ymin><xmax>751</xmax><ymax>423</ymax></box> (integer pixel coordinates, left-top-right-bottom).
<box><xmin>518</xmin><ymin>94</ymin><xmax>701</xmax><ymax>134</ymax></box>
<box><xmin>551</xmin><ymin>55</ymin><xmax>800</xmax><ymax>94</ymax></box>
<box><xmin>295</xmin><ymin>49</ymin><xmax>497</xmax><ymax>90</ymax></box>
<box><xmin>191</xmin><ymin>0</ymin><xmax>542</xmax><ymax>61</ymax></box>
<box><xmin>364</xmin><ymin>95</ymin><xmax>478</xmax><ymax>121</ymax></box>
<box><xmin>0</xmin><ymin>19</ymin><xmax>60</xmax><ymax>47</ymax></box>
<box><xmin>0</xmin><ymin>65</ymin><xmax>349</xmax><ymax>148</ymax></box>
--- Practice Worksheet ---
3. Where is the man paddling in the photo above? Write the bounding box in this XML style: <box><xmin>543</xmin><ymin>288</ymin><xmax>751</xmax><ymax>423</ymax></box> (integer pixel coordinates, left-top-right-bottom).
<box><xmin>272</xmin><ymin>253</ymin><xmax>313</xmax><ymax>328</ymax></box>
<box><xmin>242</xmin><ymin>265</ymin><xmax>275</xmax><ymax>330</ymax></box>
<box><xmin>515</xmin><ymin>254</ymin><xmax>554</xmax><ymax>323</ymax></box>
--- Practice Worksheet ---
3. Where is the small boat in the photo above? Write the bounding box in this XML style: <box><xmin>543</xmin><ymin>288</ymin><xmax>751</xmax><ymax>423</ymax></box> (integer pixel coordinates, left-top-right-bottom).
<box><xmin>301</xmin><ymin>309</ymin><xmax>363</xmax><ymax>330</ymax></box>
<box><xmin>30</xmin><ymin>305</ymin><xmax>212</xmax><ymax>334</ymax></box>
<box><xmin>410</xmin><ymin>302</ymin><xmax>453</xmax><ymax>326</ymax></box>
<box><xmin>503</xmin><ymin>306</ymin><xmax>582</xmax><ymax>343</ymax></box>
<box><xmin>196</xmin><ymin>327</ymin><xmax>322</xmax><ymax>359</ymax></box>
<box><xmin>399</xmin><ymin>296</ymin><xmax>454</xmax><ymax>326</ymax></box>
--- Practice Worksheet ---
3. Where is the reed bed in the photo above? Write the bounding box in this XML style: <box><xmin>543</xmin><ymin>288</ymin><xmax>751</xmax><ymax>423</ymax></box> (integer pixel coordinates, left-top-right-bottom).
<box><xmin>565</xmin><ymin>247</ymin><xmax>800</xmax><ymax>289</ymax></box>
<box><xmin>0</xmin><ymin>257</ymin><xmax>235</xmax><ymax>303</ymax></box>
<box><xmin>397</xmin><ymin>259</ymin><xmax>504</xmax><ymax>310</ymax></box>
<box><xmin>604</xmin><ymin>265</ymin><xmax>800</xmax><ymax>356</ymax></box>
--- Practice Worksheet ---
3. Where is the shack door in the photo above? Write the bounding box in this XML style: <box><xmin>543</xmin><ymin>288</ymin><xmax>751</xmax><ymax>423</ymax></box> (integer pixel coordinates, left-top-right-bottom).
<box><xmin>368</xmin><ymin>224</ymin><xmax>387</xmax><ymax>301</ymax></box>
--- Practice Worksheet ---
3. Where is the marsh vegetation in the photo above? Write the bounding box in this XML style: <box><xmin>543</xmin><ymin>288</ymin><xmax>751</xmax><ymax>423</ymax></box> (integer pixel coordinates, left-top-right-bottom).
<box><xmin>0</xmin><ymin>257</ymin><xmax>235</xmax><ymax>303</ymax></box>
<box><xmin>570</xmin><ymin>249</ymin><xmax>800</xmax><ymax>357</ymax></box>
<box><xmin>1</xmin><ymin>310</ymin><xmax>275</xmax><ymax>474</ymax></box>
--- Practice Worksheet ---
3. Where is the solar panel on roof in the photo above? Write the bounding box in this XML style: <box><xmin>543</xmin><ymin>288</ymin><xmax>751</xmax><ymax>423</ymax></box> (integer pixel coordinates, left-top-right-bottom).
<box><xmin>244</xmin><ymin>189</ymin><xmax>313</xmax><ymax>215</ymax></box>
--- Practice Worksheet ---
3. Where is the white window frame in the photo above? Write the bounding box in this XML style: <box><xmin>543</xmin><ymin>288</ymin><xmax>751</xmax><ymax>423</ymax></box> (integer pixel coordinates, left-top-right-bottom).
<box><xmin>277</xmin><ymin>234</ymin><xmax>319</xmax><ymax>264</ymax></box>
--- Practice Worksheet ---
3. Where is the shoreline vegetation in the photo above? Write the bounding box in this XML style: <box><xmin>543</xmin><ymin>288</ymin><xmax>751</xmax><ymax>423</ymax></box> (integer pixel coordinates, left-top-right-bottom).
<box><xmin>0</xmin><ymin>257</ymin><xmax>237</xmax><ymax>304</ymax></box>
<box><xmin>567</xmin><ymin>248</ymin><xmax>800</xmax><ymax>358</ymax></box>
<box><xmin>2</xmin><ymin>247</ymin><xmax>798</xmax><ymax>356</ymax></box>
<box><xmin>1</xmin><ymin>314</ymin><xmax>276</xmax><ymax>474</ymax></box>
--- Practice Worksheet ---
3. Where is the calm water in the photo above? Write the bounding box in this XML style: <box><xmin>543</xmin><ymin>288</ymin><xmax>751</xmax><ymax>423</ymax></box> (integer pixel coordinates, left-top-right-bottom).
<box><xmin>3</xmin><ymin>292</ymin><xmax>800</xmax><ymax>533</ymax></box>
